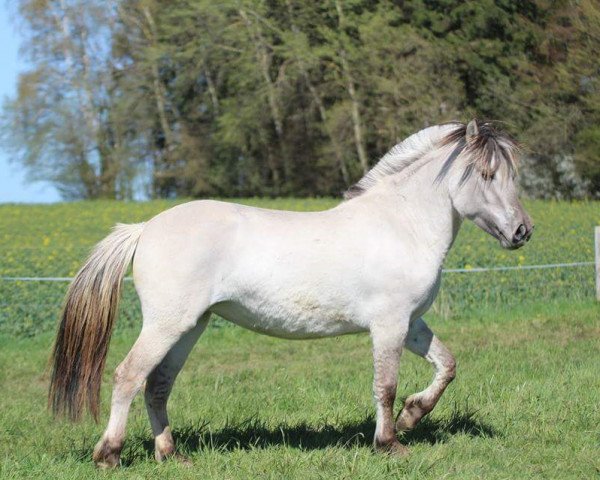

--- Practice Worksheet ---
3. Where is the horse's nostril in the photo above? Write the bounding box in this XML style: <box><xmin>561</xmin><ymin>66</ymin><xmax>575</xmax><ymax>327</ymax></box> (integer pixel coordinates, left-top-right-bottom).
<box><xmin>513</xmin><ymin>224</ymin><xmax>526</xmax><ymax>243</ymax></box>
<box><xmin>525</xmin><ymin>225</ymin><xmax>534</xmax><ymax>241</ymax></box>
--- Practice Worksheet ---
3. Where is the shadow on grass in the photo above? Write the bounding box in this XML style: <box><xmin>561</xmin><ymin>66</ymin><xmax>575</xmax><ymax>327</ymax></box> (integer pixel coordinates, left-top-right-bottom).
<box><xmin>72</xmin><ymin>409</ymin><xmax>496</xmax><ymax>466</ymax></box>
<box><xmin>146</xmin><ymin>409</ymin><xmax>496</xmax><ymax>456</ymax></box>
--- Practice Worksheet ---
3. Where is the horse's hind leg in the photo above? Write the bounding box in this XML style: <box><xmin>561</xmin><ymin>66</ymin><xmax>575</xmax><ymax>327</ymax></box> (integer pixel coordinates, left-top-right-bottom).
<box><xmin>92</xmin><ymin>309</ymin><xmax>208</xmax><ymax>468</ymax></box>
<box><xmin>145</xmin><ymin>313</ymin><xmax>210</xmax><ymax>463</ymax></box>
<box><xmin>396</xmin><ymin>317</ymin><xmax>456</xmax><ymax>432</ymax></box>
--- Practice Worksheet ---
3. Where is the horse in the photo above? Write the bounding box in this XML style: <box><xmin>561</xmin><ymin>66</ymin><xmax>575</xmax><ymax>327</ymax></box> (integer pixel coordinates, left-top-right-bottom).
<box><xmin>49</xmin><ymin>119</ymin><xmax>533</xmax><ymax>467</ymax></box>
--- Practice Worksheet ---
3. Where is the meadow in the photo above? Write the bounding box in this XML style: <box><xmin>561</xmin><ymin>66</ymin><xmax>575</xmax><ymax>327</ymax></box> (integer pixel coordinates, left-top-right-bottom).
<box><xmin>0</xmin><ymin>198</ymin><xmax>599</xmax><ymax>479</ymax></box>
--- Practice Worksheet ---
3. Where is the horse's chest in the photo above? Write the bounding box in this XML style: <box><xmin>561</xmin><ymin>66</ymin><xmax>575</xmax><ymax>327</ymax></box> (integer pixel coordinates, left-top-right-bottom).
<box><xmin>409</xmin><ymin>270</ymin><xmax>442</xmax><ymax>317</ymax></box>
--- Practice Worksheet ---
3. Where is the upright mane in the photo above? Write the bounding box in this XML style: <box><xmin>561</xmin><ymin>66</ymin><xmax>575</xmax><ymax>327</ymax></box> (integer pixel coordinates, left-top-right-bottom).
<box><xmin>344</xmin><ymin>120</ymin><xmax>520</xmax><ymax>199</ymax></box>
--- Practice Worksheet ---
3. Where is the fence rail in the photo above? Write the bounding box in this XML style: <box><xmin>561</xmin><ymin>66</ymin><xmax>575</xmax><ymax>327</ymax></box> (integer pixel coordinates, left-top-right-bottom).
<box><xmin>0</xmin><ymin>260</ymin><xmax>595</xmax><ymax>281</ymax></box>
<box><xmin>1</xmin><ymin>257</ymin><xmax>596</xmax><ymax>338</ymax></box>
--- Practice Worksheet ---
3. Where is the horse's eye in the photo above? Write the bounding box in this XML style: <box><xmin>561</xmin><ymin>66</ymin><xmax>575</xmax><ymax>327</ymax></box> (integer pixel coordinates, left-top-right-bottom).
<box><xmin>482</xmin><ymin>172</ymin><xmax>495</xmax><ymax>181</ymax></box>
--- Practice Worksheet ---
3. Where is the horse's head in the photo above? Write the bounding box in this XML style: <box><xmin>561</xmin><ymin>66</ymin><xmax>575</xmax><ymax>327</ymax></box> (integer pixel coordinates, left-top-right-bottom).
<box><xmin>445</xmin><ymin>120</ymin><xmax>533</xmax><ymax>250</ymax></box>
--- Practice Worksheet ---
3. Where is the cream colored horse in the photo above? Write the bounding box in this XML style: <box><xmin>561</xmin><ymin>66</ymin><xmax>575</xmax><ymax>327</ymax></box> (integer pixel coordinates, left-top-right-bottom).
<box><xmin>49</xmin><ymin>120</ymin><xmax>533</xmax><ymax>467</ymax></box>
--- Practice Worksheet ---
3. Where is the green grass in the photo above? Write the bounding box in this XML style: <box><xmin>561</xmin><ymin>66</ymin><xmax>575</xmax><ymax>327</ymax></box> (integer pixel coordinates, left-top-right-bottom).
<box><xmin>1</xmin><ymin>301</ymin><xmax>598</xmax><ymax>479</ymax></box>
<box><xmin>0</xmin><ymin>199</ymin><xmax>599</xmax><ymax>478</ymax></box>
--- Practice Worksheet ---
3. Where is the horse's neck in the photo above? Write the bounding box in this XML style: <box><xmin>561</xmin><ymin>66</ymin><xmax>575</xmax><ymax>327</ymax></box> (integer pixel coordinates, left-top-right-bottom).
<box><xmin>363</xmin><ymin>156</ymin><xmax>462</xmax><ymax>266</ymax></box>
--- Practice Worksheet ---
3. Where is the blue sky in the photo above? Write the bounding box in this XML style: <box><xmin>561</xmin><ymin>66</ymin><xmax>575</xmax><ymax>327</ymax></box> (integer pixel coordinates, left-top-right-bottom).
<box><xmin>0</xmin><ymin>5</ymin><xmax>60</xmax><ymax>203</ymax></box>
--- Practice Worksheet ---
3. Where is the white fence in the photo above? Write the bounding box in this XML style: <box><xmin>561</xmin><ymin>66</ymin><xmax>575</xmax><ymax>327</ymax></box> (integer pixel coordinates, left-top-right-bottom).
<box><xmin>0</xmin><ymin>260</ymin><xmax>595</xmax><ymax>282</ymax></box>
<box><xmin>1</xmin><ymin>227</ymin><xmax>598</xmax><ymax>310</ymax></box>
<box><xmin>1</xmin><ymin>240</ymin><xmax>597</xmax><ymax>337</ymax></box>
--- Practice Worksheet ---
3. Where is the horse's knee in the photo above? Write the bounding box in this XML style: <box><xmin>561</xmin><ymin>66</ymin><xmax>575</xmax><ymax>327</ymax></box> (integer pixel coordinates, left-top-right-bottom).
<box><xmin>445</xmin><ymin>355</ymin><xmax>456</xmax><ymax>383</ymax></box>
<box><xmin>113</xmin><ymin>358</ymin><xmax>146</xmax><ymax>398</ymax></box>
<box><xmin>113</xmin><ymin>360</ymin><xmax>134</xmax><ymax>386</ymax></box>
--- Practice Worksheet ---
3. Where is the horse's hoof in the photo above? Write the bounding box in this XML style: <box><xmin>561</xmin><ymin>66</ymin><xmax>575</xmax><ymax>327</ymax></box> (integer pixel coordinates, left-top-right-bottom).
<box><xmin>161</xmin><ymin>452</ymin><xmax>193</xmax><ymax>467</ymax></box>
<box><xmin>396</xmin><ymin>408</ymin><xmax>421</xmax><ymax>432</ymax></box>
<box><xmin>155</xmin><ymin>449</ymin><xmax>192</xmax><ymax>467</ymax></box>
<box><xmin>92</xmin><ymin>439</ymin><xmax>122</xmax><ymax>469</ymax></box>
<box><xmin>396</xmin><ymin>396</ymin><xmax>430</xmax><ymax>432</ymax></box>
<box><xmin>374</xmin><ymin>439</ymin><xmax>410</xmax><ymax>457</ymax></box>
<box><xmin>172</xmin><ymin>453</ymin><xmax>193</xmax><ymax>467</ymax></box>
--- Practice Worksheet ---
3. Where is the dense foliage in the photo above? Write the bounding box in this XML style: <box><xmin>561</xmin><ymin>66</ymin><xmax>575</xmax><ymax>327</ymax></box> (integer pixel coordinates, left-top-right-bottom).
<box><xmin>2</xmin><ymin>1</ymin><xmax>600</xmax><ymax>198</ymax></box>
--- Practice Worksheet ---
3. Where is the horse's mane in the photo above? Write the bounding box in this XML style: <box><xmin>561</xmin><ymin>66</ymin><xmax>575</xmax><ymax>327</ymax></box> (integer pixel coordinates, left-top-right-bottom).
<box><xmin>344</xmin><ymin>121</ymin><xmax>520</xmax><ymax>199</ymax></box>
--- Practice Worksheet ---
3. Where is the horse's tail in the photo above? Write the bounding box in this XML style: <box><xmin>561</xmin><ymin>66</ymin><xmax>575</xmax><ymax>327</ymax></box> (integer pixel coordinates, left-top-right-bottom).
<box><xmin>49</xmin><ymin>223</ymin><xmax>145</xmax><ymax>422</ymax></box>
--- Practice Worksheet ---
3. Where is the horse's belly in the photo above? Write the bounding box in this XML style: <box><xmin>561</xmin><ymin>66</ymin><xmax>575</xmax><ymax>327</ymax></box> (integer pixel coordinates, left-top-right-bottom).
<box><xmin>210</xmin><ymin>298</ymin><xmax>366</xmax><ymax>339</ymax></box>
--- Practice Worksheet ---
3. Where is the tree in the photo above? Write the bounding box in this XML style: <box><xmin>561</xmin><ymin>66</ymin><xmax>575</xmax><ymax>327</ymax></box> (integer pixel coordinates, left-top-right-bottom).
<box><xmin>1</xmin><ymin>0</ymin><xmax>136</xmax><ymax>199</ymax></box>
<box><xmin>2</xmin><ymin>0</ymin><xmax>599</xmax><ymax>199</ymax></box>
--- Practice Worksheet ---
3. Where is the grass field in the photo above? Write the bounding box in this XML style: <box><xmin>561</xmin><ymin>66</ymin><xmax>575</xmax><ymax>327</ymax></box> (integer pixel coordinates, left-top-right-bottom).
<box><xmin>0</xmin><ymin>199</ymin><xmax>599</xmax><ymax>478</ymax></box>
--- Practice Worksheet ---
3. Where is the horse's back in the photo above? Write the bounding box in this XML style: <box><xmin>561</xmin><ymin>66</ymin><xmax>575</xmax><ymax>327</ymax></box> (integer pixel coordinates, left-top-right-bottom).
<box><xmin>129</xmin><ymin>198</ymin><xmax>436</xmax><ymax>337</ymax></box>
<box><xmin>130</xmin><ymin>199</ymin><xmax>371</xmax><ymax>335</ymax></box>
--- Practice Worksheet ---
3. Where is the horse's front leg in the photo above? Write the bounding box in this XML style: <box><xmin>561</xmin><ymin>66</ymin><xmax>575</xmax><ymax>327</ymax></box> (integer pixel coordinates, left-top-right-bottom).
<box><xmin>371</xmin><ymin>321</ymin><xmax>410</xmax><ymax>456</ymax></box>
<box><xmin>396</xmin><ymin>317</ymin><xmax>456</xmax><ymax>432</ymax></box>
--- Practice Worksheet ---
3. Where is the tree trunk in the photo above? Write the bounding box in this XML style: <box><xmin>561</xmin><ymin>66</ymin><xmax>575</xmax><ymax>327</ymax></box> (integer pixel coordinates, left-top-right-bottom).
<box><xmin>141</xmin><ymin>5</ymin><xmax>180</xmax><ymax>196</ymax></box>
<box><xmin>141</xmin><ymin>5</ymin><xmax>176</xmax><ymax>155</ymax></box>
<box><xmin>55</xmin><ymin>0</ymin><xmax>105</xmax><ymax>197</ymax></box>
<box><xmin>238</xmin><ymin>8</ymin><xmax>284</xmax><ymax>189</ymax></box>
<box><xmin>204</xmin><ymin>63</ymin><xmax>220</xmax><ymax>114</ymax></box>
<box><xmin>284</xmin><ymin>0</ymin><xmax>350</xmax><ymax>186</ymax></box>
<box><xmin>335</xmin><ymin>0</ymin><xmax>369</xmax><ymax>175</ymax></box>
<box><xmin>78</xmin><ymin>22</ymin><xmax>116</xmax><ymax>198</ymax></box>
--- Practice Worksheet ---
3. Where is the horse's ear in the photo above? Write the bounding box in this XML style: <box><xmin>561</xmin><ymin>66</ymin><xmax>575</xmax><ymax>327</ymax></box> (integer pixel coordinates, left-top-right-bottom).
<box><xmin>466</xmin><ymin>119</ymin><xmax>479</xmax><ymax>139</ymax></box>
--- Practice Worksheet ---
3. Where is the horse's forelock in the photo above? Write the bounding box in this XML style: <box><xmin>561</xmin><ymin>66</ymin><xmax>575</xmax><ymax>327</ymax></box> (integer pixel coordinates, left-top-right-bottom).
<box><xmin>443</xmin><ymin>122</ymin><xmax>520</xmax><ymax>180</ymax></box>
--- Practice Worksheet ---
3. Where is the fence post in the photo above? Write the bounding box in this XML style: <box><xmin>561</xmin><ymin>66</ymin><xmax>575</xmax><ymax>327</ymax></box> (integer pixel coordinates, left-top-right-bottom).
<box><xmin>596</xmin><ymin>226</ymin><xmax>600</xmax><ymax>301</ymax></box>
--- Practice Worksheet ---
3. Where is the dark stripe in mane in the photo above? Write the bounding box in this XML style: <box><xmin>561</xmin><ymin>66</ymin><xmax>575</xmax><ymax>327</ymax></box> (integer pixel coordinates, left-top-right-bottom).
<box><xmin>344</xmin><ymin>120</ymin><xmax>520</xmax><ymax>199</ymax></box>
<box><xmin>441</xmin><ymin>122</ymin><xmax>520</xmax><ymax>180</ymax></box>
